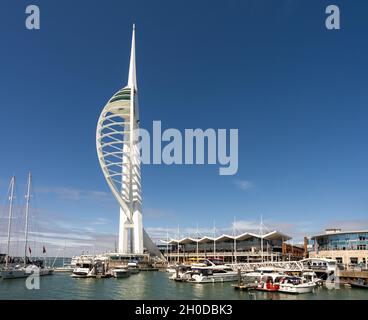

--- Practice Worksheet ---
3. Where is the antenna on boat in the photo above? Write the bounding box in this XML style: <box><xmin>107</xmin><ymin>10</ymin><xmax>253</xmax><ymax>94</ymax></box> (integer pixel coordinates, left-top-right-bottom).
<box><xmin>5</xmin><ymin>176</ymin><xmax>16</xmax><ymax>269</ymax></box>
<box><xmin>196</xmin><ymin>222</ymin><xmax>199</xmax><ymax>262</ymax></box>
<box><xmin>260</xmin><ymin>214</ymin><xmax>264</xmax><ymax>263</ymax></box>
<box><xmin>166</xmin><ymin>227</ymin><xmax>169</xmax><ymax>263</ymax></box>
<box><xmin>24</xmin><ymin>172</ymin><xmax>32</xmax><ymax>267</ymax></box>
<box><xmin>233</xmin><ymin>216</ymin><xmax>237</xmax><ymax>263</ymax></box>
<box><xmin>213</xmin><ymin>220</ymin><xmax>216</xmax><ymax>260</ymax></box>
<box><xmin>177</xmin><ymin>224</ymin><xmax>180</xmax><ymax>263</ymax></box>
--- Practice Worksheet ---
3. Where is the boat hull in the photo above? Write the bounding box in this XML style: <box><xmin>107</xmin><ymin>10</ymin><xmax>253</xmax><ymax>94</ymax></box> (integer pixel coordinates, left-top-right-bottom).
<box><xmin>111</xmin><ymin>269</ymin><xmax>130</xmax><ymax>278</ymax></box>
<box><xmin>189</xmin><ymin>273</ymin><xmax>239</xmax><ymax>283</ymax></box>
<box><xmin>54</xmin><ymin>267</ymin><xmax>74</xmax><ymax>273</ymax></box>
<box><xmin>279</xmin><ymin>283</ymin><xmax>316</xmax><ymax>294</ymax></box>
<box><xmin>350</xmin><ymin>283</ymin><xmax>368</xmax><ymax>289</ymax></box>
<box><xmin>1</xmin><ymin>268</ymin><xmax>54</xmax><ymax>279</ymax></box>
<box><xmin>71</xmin><ymin>267</ymin><xmax>91</xmax><ymax>278</ymax></box>
<box><xmin>256</xmin><ymin>283</ymin><xmax>280</xmax><ymax>292</ymax></box>
<box><xmin>256</xmin><ymin>287</ymin><xmax>279</xmax><ymax>292</ymax></box>
<box><xmin>128</xmin><ymin>268</ymin><xmax>140</xmax><ymax>274</ymax></box>
<box><xmin>1</xmin><ymin>270</ymin><xmax>28</xmax><ymax>279</ymax></box>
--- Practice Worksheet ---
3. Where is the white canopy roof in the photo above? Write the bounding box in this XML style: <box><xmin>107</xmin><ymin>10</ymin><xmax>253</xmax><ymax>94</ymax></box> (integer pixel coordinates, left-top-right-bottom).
<box><xmin>162</xmin><ymin>230</ymin><xmax>291</xmax><ymax>245</ymax></box>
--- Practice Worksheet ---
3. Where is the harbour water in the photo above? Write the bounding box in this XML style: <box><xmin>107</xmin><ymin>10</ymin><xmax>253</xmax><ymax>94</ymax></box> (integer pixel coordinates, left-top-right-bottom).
<box><xmin>1</xmin><ymin>271</ymin><xmax>368</xmax><ymax>300</ymax></box>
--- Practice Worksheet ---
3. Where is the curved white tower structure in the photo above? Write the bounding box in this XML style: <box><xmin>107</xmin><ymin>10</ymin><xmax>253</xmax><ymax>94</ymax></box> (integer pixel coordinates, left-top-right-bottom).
<box><xmin>96</xmin><ymin>25</ymin><xmax>143</xmax><ymax>254</ymax></box>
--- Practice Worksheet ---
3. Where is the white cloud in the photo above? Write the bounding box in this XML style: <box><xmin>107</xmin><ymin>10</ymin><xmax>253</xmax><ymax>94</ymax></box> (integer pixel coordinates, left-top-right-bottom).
<box><xmin>232</xmin><ymin>220</ymin><xmax>260</xmax><ymax>232</ymax></box>
<box><xmin>91</xmin><ymin>218</ymin><xmax>109</xmax><ymax>225</ymax></box>
<box><xmin>234</xmin><ymin>180</ymin><xmax>253</xmax><ymax>191</ymax></box>
<box><xmin>35</xmin><ymin>186</ymin><xmax>113</xmax><ymax>202</ymax></box>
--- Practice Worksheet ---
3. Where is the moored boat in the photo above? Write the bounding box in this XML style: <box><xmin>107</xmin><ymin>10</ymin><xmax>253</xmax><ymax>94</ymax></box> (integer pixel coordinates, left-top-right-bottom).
<box><xmin>1</xmin><ymin>174</ymin><xmax>54</xmax><ymax>280</ymax></box>
<box><xmin>302</xmin><ymin>271</ymin><xmax>323</xmax><ymax>286</ymax></box>
<box><xmin>256</xmin><ymin>273</ymin><xmax>284</xmax><ymax>292</ymax></box>
<box><xmin>350</xmin><ymin>278</ymin><xmax>368</xmax><ymax>289</ymax></box>
<box><xmin>278</xmin><ymin>276</ymin><xmax>316</xmax><ymax>294</ymax></box>
<box><xmin>1</xmin><ymin>264</ymin><xmax>54</xmax><ymax>279</ymax></box>
<box><xmin>71</xmin><ymin>258</ymin><xmax>94</xmax><ymax>278</ymax></box>
<box><xmin>170</xmin><ymin>259</ymin><xmax>236</xmax><ymax>282</ymax></box>
<box><xmin>127</xmin><ymin>261</ymin><xmax>140</xmax><ymax>274</ymax></box>
<box><xmin>54</xmin><ymin>265</ymin><xmax>74</xmax><ymax>273</ymax></box>
<box><xmin>110</xmin><ymin>267</ymin><xmax>130</xmax><ymax>278</ymax></box>
<box><xmin>71</xmin><ymin>267</ymin><xmax>93</xmax><ymax>278</ymax></box>
<box><xmin>187</xmin><ymin>267</ymin><xmax>239</xmax><ymax>283</ymax></box>
<box><xmin>169</xmin><ymin>265</ymin><xmax>192</xmax><ymax>281</ymax></box>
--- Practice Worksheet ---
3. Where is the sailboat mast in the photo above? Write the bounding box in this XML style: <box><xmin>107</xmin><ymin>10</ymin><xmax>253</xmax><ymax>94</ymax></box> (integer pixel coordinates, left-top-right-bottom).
<box><xmin>260</xmin><ymin>214</ymin><xmax>264</xmax><ymax>263</ymax></box>
<box><xmin>213</xmin><ymin>220</ymin><xmax>216</xmax><ymax>260</ymax></box>
<box><xmin>63</xmin><ymin>240</ymin><xmax>66</xmax><ymax>267</ymax></box>
<box><xmin>166</xmin><ymin>228</ymin><xmax>169</xmax><ymax>263</ymax></box>
<box><xmin>233</xmin><ymin>216</ymin><xmax>237</xmax><ymax>263</ymax></box>
<box><xmin>24</xmin><ymin>172</ymin><xmax>32</xmax><ymax>267</ymax></box>
<box><xmin>6</xmin><ymin>176</ymin><xmax>15</xmax><ymax>269</ymax></box>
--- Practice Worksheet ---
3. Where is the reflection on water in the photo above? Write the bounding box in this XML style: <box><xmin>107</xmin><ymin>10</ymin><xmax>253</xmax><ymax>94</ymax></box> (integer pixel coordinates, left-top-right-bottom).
<box><xmin>1</xmin><ymin>271</ymin><xmax>368</xmax><ymax>300</ymax></box>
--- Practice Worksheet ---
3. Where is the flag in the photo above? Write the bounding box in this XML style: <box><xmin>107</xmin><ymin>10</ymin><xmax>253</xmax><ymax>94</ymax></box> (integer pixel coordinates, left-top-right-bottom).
<box><xmin>29</xmin><ymin>246</ymin><xmax>32</xmax><ymax>254</ymax></box>
<box><xmin>43</xmin><ymin>246</ymin><xmax>46</xmax><ymax>254</ymax></box>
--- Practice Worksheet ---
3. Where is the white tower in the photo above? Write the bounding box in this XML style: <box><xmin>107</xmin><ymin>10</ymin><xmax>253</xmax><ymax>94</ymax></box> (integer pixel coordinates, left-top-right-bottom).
<box><xmin>96</xmin><ymin>25</ymin><xmax>143</xmax><ymax>254</ymax></box>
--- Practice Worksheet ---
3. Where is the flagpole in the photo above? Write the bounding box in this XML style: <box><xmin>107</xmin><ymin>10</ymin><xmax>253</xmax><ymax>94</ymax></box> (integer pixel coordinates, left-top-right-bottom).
<box><xmin>43</xmin><ymin>245</ymin><xmax>47</xmax><ymax>267</ymax></box>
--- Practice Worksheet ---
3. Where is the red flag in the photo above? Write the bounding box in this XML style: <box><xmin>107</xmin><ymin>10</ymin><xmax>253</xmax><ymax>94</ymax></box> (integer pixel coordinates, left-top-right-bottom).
<box><xmin>43</xmin><ymin>246</ymin><xmax>46</xmax><ymax>254</ymax></box>
<box><xmin>29</xmin><ymin>246</ymin><xmax>32</xmax><ymax>254</ymax></box>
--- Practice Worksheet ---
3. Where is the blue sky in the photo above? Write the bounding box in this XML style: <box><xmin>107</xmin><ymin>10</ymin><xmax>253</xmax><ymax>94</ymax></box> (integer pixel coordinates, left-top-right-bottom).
<box><xmin>1</xmin><ymin>0</ymin><xmax>368</xmax><ymax>254</ymax></box>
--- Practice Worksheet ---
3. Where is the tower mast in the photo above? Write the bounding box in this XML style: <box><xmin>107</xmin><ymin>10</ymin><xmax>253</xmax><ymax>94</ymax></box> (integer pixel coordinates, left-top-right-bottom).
<box><xmin>97</xmin><ymin>24</ymin><xmax>162</xmax><ymax>258</ymax></box>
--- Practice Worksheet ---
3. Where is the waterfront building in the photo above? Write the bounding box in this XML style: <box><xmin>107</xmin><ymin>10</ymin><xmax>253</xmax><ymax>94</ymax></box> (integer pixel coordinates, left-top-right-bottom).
<box><xmin>160</xmin><ymin>230</ymin><xmax>304</xmax><ymax>263</ymax></box>
<box><xmin>309</xmin><ymin>229</ymin><xmax>368</xmax><ymax>267</ymax></box>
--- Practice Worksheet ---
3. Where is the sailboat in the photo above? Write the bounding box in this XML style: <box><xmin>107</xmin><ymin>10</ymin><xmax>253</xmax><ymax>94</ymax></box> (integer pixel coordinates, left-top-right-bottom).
<box><xmin>1</xmin><ymin>173</ymin><xmax>54</xmax><ymax>279</ymax></box>
<box><xmin>52</xmin><ymin>242</ymin><xmax>74</xmax><ymax>272</ymax></box>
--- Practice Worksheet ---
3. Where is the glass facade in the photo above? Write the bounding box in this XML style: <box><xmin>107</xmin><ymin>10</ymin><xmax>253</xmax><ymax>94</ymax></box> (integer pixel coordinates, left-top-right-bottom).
<box><xmin>312</xmin><ymin>232</ymin><xmax>368</xmax><ymax>251</ymax></box>
<box><xmin>174</xmin><ymin>238</ymin><xmax>283</xmax><ymax>253</ymax></box>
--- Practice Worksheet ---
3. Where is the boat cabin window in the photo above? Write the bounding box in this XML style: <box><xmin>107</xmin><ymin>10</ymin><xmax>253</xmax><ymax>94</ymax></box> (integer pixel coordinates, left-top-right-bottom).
<box><xmin>202</xmin><ymin>269</ymin><xmax>213</xmax><ymax>276</ymax></box>
<box><xmin>213</xmin><ymin>270</ymin><xmax>227</xmax><ymax>274</ymax></box>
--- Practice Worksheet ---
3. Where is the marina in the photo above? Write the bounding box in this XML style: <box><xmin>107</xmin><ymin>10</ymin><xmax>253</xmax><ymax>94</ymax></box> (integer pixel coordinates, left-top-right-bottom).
<box><xmin>0</xmin><ymin>174</ymin><xmax>54</xmax><ymax>279</ymax></box>
<box><xmin>1</xmin><ymin>2</ymin><xmax>368</xmax><ymax>305</ymax></box>
<box><xmin>1</xmin><ymin>269</ymin><xmax>368</xmax><ymax>300</ymax></box>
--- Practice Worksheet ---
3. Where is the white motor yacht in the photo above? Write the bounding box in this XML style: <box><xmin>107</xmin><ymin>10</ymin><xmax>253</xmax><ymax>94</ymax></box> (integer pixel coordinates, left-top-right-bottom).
<box><xmin>188</xmin><ymin>266</ymin><xmax>239</xmax><ymax>283</ymax></box>
<box><xmin>71</xmin><ymin>258</ymin><xmax>94</xmax><ymax>278</ymax></box>
<box><xmin>169</xmin><ymin>265</ymin><xmax>192</xmax><ymax>281</ymax></box>
<box><xmin>71</xmin><ymin>266</ymin><xmax>93</xmax><ymax>278</ymax></box>
<box><xmin>54</xmin><ymin>264</ymin><xmax>74</xmax><ymax>273</ymax></box>
<box><xmin>127</xmin><ymin>261</ymin><xmax>140</xmax><ymax>274</ymax></box>
<box><xmin>303</xmin><ymin>271</ymin><xmax>323</xmax><ymax>286</ymax></box>
<box><xmin>110</xmin><ymin>266</ymin><xmax>130</xmax><ymax>278</ymax></box>
<box><xmin>279</xmin><ymin>276</ymin><xmax>316</xmax><ymax>294</ymax></box>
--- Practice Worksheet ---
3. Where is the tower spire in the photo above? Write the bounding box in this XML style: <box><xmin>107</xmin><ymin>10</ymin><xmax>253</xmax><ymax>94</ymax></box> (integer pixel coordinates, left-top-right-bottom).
<box><xmin>128</xmin><ymin>24</ymin><xmax>137</xmax><ymax>91</ymax></box>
